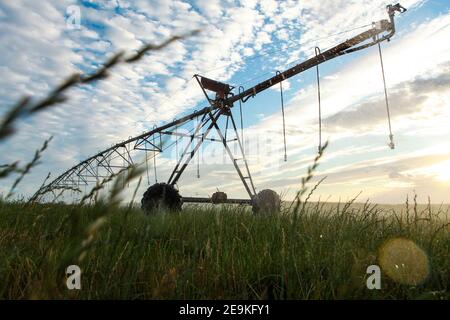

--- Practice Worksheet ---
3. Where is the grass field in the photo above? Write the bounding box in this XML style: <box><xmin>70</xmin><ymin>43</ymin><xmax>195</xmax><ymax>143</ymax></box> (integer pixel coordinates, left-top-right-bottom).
<box><xmin>0</xmin><ymin>141</ymin><xmax>448</xmax><ymax>300</ymax></box>
<box><xmin>0</xmin><ymin>197</ymin><xmax>448</xmax><ymax>300</ymax></box>
<box><xmin>1</xmin><ymin>6</ymin><xmax>449</xmax><ymax>301</ymax></box>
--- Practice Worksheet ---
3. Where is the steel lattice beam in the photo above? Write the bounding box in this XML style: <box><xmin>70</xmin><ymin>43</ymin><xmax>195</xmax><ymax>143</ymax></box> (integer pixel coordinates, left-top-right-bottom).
<box><xmin>38</xmin><ymin>4</ymin><xmax>405</xmax><ymax>202</ymax></box>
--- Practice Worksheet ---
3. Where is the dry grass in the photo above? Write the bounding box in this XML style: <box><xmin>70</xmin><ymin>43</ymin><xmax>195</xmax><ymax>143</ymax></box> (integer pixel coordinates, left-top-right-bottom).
<box><xmin>0</xmin><ymin>29</ymin><xmax>448</xmax><ymax>300</ymax></box>
<box><xmin>0</xmin><ymin>197</ymin><xmax>448</xmax><ymax>299</ymax></box>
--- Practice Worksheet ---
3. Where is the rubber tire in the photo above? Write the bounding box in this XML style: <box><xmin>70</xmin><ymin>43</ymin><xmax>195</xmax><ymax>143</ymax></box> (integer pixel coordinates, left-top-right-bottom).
<box><xmin>211</xmin><ymin>191</ymin><xmax>227</xmax><ymax>204</ymax></box>
<box><xmin>141</xmin><ymin>183</ymin><xmax>182</xmax><ymax>214</ymax></box>
<box><xmin>252</xmin><ymin>189</ymin><xmax>281</xmax><ymax>215</ymax></box>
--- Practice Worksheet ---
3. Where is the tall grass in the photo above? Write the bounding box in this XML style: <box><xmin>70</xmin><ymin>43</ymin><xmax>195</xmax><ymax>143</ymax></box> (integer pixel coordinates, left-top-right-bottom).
<box><xmin>0</xmin><ymin>136</ymin><xmax>448</xmax><ymax>300</ymax></box>
<box><xmin>0</xmin><ymin>28</ymin><xmax>448</xmax><ymax>300</ymax></box>
<box><xmin>0</xmin><ymin>197</ymin><xmax>448</xmax><ymax>299</ymax></box>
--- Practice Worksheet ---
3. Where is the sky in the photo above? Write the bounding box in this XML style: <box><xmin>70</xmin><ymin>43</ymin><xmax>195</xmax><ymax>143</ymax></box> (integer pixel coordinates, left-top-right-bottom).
<box><xmin>1</xmin><ymin>0</ymin><xmax>450</xmax><ymax>204</ymax></box>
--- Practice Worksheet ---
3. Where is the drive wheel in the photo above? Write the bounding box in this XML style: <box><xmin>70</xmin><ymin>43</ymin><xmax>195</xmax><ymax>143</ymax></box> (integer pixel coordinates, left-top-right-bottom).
<box><xmin>141</xmin><ymin>183</ymin><xmax>182</xmax><ymax>214</ymax></box>
<box><xmin>252</xmin><ymin>189</ymin><xmax>281</xmax><ymax>214</ymax></box>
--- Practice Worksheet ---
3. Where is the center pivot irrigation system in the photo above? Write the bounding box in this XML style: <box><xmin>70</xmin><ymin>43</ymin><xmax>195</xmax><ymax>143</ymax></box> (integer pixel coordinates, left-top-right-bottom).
<box><xmin>40</xmin><ymin>4</ymin><xmax>406</xmax><ymax>213</ymax></box>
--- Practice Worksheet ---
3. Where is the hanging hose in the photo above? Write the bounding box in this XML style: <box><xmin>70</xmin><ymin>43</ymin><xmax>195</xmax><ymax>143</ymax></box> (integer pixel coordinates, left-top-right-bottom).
<box><xmin>238</xmin><ymin>86</ymin><xmax>245</xmax><ymax>151</ymax></box>
<box><xmin>276</xmin><ymin>71</ymin><xmax>287</xmax><ymax>162</ymax></box>
<box><xmin>145</xmin><ymin>146</ymin><xmax>150</xmax><ymax>185</ymax></box>
<box><xmin>225</xmin><ymin>114</ymin><xmax>229</xmax><ymax>140</ymax></box>
<box><xmin>122</xmin><ymin>155</ymin><xmax>126</xmax><ymax>188</ymax></box>
<box><xmin>377</xmin><ymin>39</ymin><xmax>395</xmax><ymax>149</ymax></box>
<box><xmin>315</xmin><ymin>47</ymin><xmax>323</xmax><ymax>153</ymax></box>
<box><xmin>196</xmin><ymin>115</ymin><xmax>200</xmax><ymax>179</ymax></box>
<box><xmin>174</xmin><ymin>119</ymin><xmax>179</xmax><ymax>159</ymax></box>
<box><xmin>153</xmin><ymin>125</ymin><xmax>158</xmax><ymax>182</ymax></box>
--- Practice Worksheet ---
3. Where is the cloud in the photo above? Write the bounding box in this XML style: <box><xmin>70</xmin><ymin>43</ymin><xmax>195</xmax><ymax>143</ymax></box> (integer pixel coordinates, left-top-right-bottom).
<box><xmin>1</xmin><ymin>0</ymin><xmax>449</xmax><ymax>204</ymax></box>
<box><xmin>252</xmin><ymin>8</ymin><xmax>450</xmax><ymax>144</ymax></box>
<box><xmin>225</xmin><ymin>8</ymin><xmax>450</xmax><ymax>203</ymax></box>
<box><xmin>195</xmin><ymin>0</ymin><xmax>223</xmax><ymax>19</ymax></box>
<box><xmin>323</xmin><ymin>65</ymin><xmax>450</xmax><ymax>131</ymax></box>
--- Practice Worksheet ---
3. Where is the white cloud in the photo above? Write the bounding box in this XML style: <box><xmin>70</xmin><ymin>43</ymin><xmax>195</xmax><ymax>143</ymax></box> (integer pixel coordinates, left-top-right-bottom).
<box><xmin>2</xmin><ymin>0</ymin><xmax>449</xmax><ymax>204</ymax></box>
<box><xmin>236</xmin><ymin>9</ymin><xmax>450</xmax><ymax>202</ymax></box>
<box><xmin>195</xmin><ymin>0</ymin><xmax>223</xmax><ymax>19</ymax></box>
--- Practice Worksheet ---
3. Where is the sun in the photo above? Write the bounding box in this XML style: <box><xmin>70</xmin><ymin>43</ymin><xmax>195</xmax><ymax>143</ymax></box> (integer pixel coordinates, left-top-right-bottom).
<box><xmin>422</xmin><ymin>159</ymin><xmax>450</xmax><ymax>182</ymax></box>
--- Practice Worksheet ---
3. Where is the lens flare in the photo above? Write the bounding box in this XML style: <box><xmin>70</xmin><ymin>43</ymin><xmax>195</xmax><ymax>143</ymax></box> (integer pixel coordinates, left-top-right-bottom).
<box><xmin>378</xmin><ymin>238</ymin><xmax>430</xmax><ymax>286</ymax></box>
